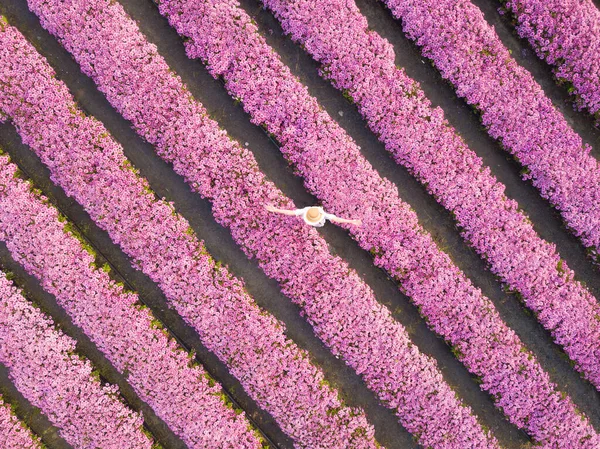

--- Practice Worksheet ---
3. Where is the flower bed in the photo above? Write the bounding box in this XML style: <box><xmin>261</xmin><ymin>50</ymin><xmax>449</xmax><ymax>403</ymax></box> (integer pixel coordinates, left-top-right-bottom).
<box><xmin>0</xmin><ymin>155</ymin><xmax>261</xmax><ymax>449</ymax></box>
<box><xmin>0</xmin><ymin>272</ymin><xmax>153</xmax><ymax>448</ymax></box>
<box><xmin>0</xmin><ymin>18</ymin><xmax>375</xmax><ymax>449</ymax></box>
<box><xmin>382</xmin><ymin>0</ymin><xmax>600</xmax><ymax>260</ymax></box>
<box><xmin>14</xmin><ymin>1</ymin><xmax>503</xmax><ymax>448</ymax></box>
<box><xmin>162</xmin><ymin>0</ymin><xmax>600</xmax><ymax>395</ymax></box>
<box><xmin>378</xmin><ymin>0</ymin><xmax>600</xmax><ymax>387</ymax></box>
<box><xmin>500</xmin><ymin>0</ymin><xmax>600</xmax><ymax>123</ymax></box>
<box><xmin>0</xmin><ymin>397</ymin><xmax>42</xmax><ymax>449</ymax></box>
<box><xmin>160</xmin><ymin>0</ymin><xmax>599</xmax><ymax>446</ymax></box>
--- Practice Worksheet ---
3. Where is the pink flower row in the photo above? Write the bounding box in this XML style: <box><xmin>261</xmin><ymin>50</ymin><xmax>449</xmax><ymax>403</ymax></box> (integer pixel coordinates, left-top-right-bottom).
<box><xmin>500</xmin><ymin>0</ymin><xmax>600</xmax><ymax>124</ymax></box>
<box><xmin>0</xmin><ymin>17</ymin><xmax>376</xmax><ymax>449</ymax></box>
<box><xmin>357</xmin><ymin>0</ymin><xmax>600</xmax><ymax>388</ymax></box>
<box><xmin>0</xmin><ymin>396</ymin><xmax>42</xmax><ymax>449</ymax></box>
<box><xmin>383</xmin><ymin>0</ymin><xmax>600</xmax><ymax>259</ymax></box>
<box><xmin>0</xmin><ymin>154</ymin><xmax>261</xmax><ymax>448</ymax></box>
<box><xmin>0</xmin><ymin>271</ymin><xmax>153</xmax><ymax>448</ymax></box>
<box><xmin>273</xmin><ymin>0</ymin><xmax>600</xmax><ymax>392</ymax></box>
<box><xmin>24</xmin><ymin>0</ymin><xmax>501</xmax><ymax>447</ymax></box>
<box><xmin>158</xmin><ymin>0</ymin><xmax>597</xmax><ymax>446</ymax></box>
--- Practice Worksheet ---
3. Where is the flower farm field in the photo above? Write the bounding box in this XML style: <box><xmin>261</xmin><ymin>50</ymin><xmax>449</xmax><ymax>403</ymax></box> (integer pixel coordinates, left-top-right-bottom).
<box><xmin>0</xmin><ymin>0</ymin><xmax>599</xmax><ymax>448</ymax></box>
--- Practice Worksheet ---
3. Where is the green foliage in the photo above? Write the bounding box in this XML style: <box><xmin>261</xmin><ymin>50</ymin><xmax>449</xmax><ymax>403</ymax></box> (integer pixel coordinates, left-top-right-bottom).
<box><xmin>450</xmin><ymin>345</ymin><xmax>464</xmax><ymax>359</ymax></box>
<box><xmin>62</xmin><ymin>221</ymin><xmax>96</xmax><ymax>257</ymax></box>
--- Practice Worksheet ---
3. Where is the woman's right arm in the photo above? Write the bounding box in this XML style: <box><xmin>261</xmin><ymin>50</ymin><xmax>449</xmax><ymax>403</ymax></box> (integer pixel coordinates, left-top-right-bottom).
<box><xmin>326</xmin><ymin>214</ymin><xmax>362</xmax><ymax>226</ymax></box>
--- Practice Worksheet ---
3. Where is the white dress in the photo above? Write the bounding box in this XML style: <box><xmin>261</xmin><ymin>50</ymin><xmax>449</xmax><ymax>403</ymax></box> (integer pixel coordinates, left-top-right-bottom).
<box><xmin>294</xmin><ymin>207</ymin><xmax>336</xmax><ymax>227</ymax></box>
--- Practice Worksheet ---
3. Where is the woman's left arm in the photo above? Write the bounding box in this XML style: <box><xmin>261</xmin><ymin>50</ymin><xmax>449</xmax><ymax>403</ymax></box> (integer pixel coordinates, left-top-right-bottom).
<box><xmin>264</xmin><ymin>205</ymin><xmax>300</xmax><ymax>216</ymax></box>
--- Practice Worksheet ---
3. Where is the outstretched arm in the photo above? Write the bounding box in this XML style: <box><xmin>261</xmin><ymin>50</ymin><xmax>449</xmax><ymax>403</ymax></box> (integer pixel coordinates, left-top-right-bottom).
<box><xmin>264</xmin><ymin>204</ymin><xmax>299</xmax><ymax>216</ymax></box>
<box><xmin>326</xmin><ymin>214</ymin><xmax>362</xmax><ymax>226</ymax></box>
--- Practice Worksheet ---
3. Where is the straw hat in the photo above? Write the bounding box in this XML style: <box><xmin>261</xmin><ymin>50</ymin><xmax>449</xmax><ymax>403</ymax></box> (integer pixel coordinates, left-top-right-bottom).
<box><xmin>305</xmin><ymin>207</ymin><xmax>324</xmax><ymax>224</ymax></box>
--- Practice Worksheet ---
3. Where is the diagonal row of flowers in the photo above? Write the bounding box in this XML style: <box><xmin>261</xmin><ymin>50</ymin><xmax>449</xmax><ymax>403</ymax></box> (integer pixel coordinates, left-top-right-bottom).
<box><xmin>0</xmin><ymin>12</ymin><xmax>495</xmax><ymax>449</ymax></box>
<box><xmin>147</xmin><ymin>0</ymin><xmax>600</xmax><ymax>447</ymax></box>
<box><xmin>250</xmin><ymin>0</ymin><xmax>600</xmax><ymax>388</ymax></box>
<box><xmin>0</xmin><ymin>395</ymin><xmax>43</xmax><ymax>448</ymax></box>
<box><xmin>22</xmin><ymin>0</ymin><xmax>599</xmax><ymax>448</ymax></box>
<box><xmin>378</xmin><ymin>0</ymin><xmax>600</xmax><ymax>378</ymax></box>
<box><xmin>377</xmin><ymin>0</ymin><xmax>600</xmax><ymax>260</ymax></box>
<box><xmin>162</xmin><ymin>0</ymin><xmax>600</xmax><ymax>408</ymax></box>
<box><xmin>0</xmin><ymin>154</ymin><xmax>262</xmax><ymax>448</ymax></box>
<box><xmin>0</xmin><ymin>20</ymin><xmax>380</xmax><ymax>449</ymax></box>
<box><xmin>499</xmin><ymin>0</ymin><xmax>600</xmax><ymax>124</ymax></box>
<box><xmin>219</xmin><ymin>0</ymin><xmax>600</xmax><ymax>385</ymax></box>
<box><xmin>375</xmin><ymin>0</ymin><xmax>600</xmax><ymax>382</ymax></box>
<box><xmin>0</xmin><ymin>269</ymin><xmax>153</xmax><ymax>448</ymax></box>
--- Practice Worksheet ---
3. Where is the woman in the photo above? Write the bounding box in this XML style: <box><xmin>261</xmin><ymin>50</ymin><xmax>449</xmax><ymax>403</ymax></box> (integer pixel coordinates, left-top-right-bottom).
<box><xmin>264</xmin><ymin>204</ymin><xmax>361</xmax><ymax>227</ymax></box>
